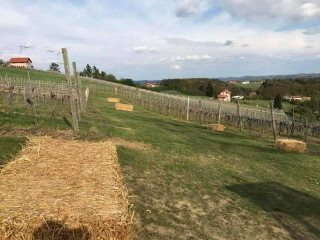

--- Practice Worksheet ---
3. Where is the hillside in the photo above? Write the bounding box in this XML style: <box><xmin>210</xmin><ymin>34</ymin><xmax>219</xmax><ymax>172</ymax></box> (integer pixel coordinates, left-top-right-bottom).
<box><xmin>0</xmin><ymin>68</ymin><xmax>320</xmax><ymax>239</ymax></box>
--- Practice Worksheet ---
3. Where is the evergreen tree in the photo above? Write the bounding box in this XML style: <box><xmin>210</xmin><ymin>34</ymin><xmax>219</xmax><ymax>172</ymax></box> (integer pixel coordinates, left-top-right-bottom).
<box><xmin>100</xmin><ymin>71</ymin><xmax>107</xmax><ymax>80</ymax></box>
<box><xmin>274</xmin><ymin>94</ymin><xmax>282</xmax><ymax>109</ymax></box>
<box><xmin>205</xmin><ymin>82</ymin><xmax>213</xmax><ymax>97</ymax></box>
<box><xmin>48</xmin><ymin>62</ymin><xmax>60</xmax><ymax>72</ymax></box>
<box><xmin>92</xmin><ymin>66</ymin><xmax>100</xmax><ymax>79</ymax></box>
<box><xmin>83</xmin><ymin>64</ymin><xmax>92</xmax><ymax>78</ymax></box>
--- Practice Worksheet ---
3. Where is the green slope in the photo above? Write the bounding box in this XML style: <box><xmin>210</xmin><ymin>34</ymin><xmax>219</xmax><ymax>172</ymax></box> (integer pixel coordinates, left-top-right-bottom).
<box><xmin>0</xmin><ymin>67</ymin><xmax>320</xmax><ymax>239</ymax></box>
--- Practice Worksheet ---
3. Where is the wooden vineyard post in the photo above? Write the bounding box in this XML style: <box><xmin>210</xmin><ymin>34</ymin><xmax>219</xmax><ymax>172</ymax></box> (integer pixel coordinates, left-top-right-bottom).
<box><xmin>270</xmin><ymin>101</ymin><xmax>277</xmax><ymax>142</ymax></box>
<box><xmin>304</xmin><ymin>117</ymin><xmax>308</xmax><ymax>142</ymax></box>
<box><xmin>237</xmin><ymin>100</ymin><xmax>242</xmax><ymax>132</ymax></box>
<box><xmin>72</xmin><ymin>62</ymin><xmax>81</xmax><ymax>120</ymax></box>
<box><xmin>27</xmin><ymin>73</ymin><xmax>39</xmax><ymax>128</ymax></box>
<box><xmin>187</xmin><ymin>97</ymin><xmax>190</xmax><ymax>121</ymax></box>
<box><xmin>62</xmin><ymin>48</ymin><xmax>79</xmax><ymax>134</ymax></box>
<box><xmin>218</xmin><ymin>101</ymin><xmax>222</xmax><ymax>124</ymax></box>
<box><xmin>72</xmin><ymin>62</ymin><xmax>84</xmax><ymax>112</ymax></box>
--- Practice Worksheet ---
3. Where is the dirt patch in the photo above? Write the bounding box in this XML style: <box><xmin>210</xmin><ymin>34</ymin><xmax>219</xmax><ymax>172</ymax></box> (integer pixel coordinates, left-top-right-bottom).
<box><xmin>146</xmin><ymin>224</ymin><xmax>176</xmax><ymax>237</ymax></box>
<box><xmin>111</xmin><ymin>137</ymin><xmax>153</xmax><ymax>151</ymax></box>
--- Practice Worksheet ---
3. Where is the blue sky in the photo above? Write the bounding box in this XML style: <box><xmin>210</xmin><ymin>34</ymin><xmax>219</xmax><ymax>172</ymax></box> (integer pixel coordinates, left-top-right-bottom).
<box><xmin>1</xmin><ymin>0</ymin><xmax>320</xmax><ymax>80</ymax></box>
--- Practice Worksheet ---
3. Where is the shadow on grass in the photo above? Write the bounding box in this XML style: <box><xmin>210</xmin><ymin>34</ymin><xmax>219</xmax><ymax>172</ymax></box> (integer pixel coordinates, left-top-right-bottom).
<box><xmin>32</xmin><ymin>220</ymin><xmax>91</xmax><ymax>240</ymax></box>
<box><xmin>226</xmin><ymin>182</ymin><xmax>320</xmax><ymax>240</ymax></box>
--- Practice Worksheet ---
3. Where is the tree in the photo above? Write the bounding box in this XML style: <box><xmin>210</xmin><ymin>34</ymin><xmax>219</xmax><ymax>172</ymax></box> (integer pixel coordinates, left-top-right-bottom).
<box><xmin>205</xmin><ymin>82</ymin><xmax>213</xmax><ymax>97</ymax></box>
<box><xmin>274</xmin><ymin>94</ymin><xmax>282</xmax><ymax>109</ymax></box>
<box><xmin>0</xmin><ymin>59</ymin><xmax>4</xmax><ymax>66</ymax></box>
<box><xmin>308</xmin><ymin>97</ymin><xmax>319</xmax><ymax>113</ymax></box>
<box><xmin>105</xmin><ymin>74</ymin><xmax>117</xmax><ymax>82</ymax></box>
<box><xmin>48</xmin><ymin>62</ymin><xmax>60</xmax><ymax>72</ymax></box>
<box><xmin>81</xmin><ymin>64</ymin><xmax>92</xmax><ymax>78</ymax></box>
<box><xmin>118</xmin><ymin>78</ymin><xmax>135</xmax><ymax>86</ymax></box>
<box><xmin>92</xmin><ymin>65</ymin><xmax>100</xmax><ymax>79</ymax></box>
<box><xmin>100</xmin><ymin>71</ymin><xmax>107</xmax><ymax>80</ymax></box>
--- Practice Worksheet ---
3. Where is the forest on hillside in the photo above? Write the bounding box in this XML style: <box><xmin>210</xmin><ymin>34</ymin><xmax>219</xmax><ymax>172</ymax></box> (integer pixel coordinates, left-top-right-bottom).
<box><xmin>161</xmin><ymin>78</ymin><xmax>251</xmax><ymax>97</ymax></box>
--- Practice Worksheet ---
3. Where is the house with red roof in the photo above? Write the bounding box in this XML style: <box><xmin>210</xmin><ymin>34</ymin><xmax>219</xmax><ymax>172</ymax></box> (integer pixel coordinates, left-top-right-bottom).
<box><xmin>9</xmin><ymin>58</ymin><xmax>33</xmax><ymax>69</ymax></box>
<box><xmin>218</xmin><ymin>89</ymin><xmax>231</xmax><ymax>102</ymax></box>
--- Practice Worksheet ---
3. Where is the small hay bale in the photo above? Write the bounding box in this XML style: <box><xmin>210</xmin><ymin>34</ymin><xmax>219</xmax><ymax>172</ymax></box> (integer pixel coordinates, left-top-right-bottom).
<box><xmin>0</xmin><ymin>136</ymin><xmax>132</xmax><ymax>239</ymax></box>
<box><xmin>275</xmin><ymin>139</ymin><xmax>307</xmax><ymax>153</ymax></box>
<box><xmin>207</xmin><ymin>124</ymin><xmax>226</xmax><ymax>132</ymax></box>
<box><xmin>107</xmin><ymin>97</ymin><xmax>120</xmax><ymax>103</ymax></box>
<box><xmin>115</xmin><ymin>103</ymin><xmax>133</xmax><ymax>112</ymax></box>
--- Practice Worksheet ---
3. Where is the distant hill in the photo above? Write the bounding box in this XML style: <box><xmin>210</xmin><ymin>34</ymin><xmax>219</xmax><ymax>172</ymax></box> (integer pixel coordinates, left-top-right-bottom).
<box><xmin>220</xmin><ymin>73</ymin><xmax>320</xmax><ymax>82</ymax></box>
<box><xmin>134</xmin><ymin>80</ymin><xmax>161</xmax><ymax>84</ymax></box>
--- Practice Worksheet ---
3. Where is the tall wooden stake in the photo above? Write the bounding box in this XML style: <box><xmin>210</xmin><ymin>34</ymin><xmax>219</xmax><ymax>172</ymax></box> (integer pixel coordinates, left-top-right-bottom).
<box><xmin>237</xmin><ymin>100</ymin><xmax>242</xmax><ymax>132</ymax></box>
<box><xmin>218</xmin><ymin>101</ymin><xmax>222</xmax><ymax>124</ymax></box>
<box><xmin>62</xmin><ymin>48</ymin><xmax>79</xmax><ymax>134</ymax></box>
<box><xmin>270</xmin><ymin>101</ymin><xmax>277</xmax><ymax>142</ymax></box>
<box><xmin>72</xmin><ymin>62</ymin><xmax>84</xmax><ymax>112</ymax></box>
<box><xmin>187</xmin><ymin>97</ymin><xmax>190</xmax><ymax>121</ymax></box>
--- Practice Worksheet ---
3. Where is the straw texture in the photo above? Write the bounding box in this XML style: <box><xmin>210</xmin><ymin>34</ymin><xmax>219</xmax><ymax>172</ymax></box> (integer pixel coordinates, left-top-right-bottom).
<box><xmin>207</xmin><ymin>124</ymin><xmax>226</xmax><ymax>132</ymax></box>
<box><xmin>0</xmin><ymin>136</ymin><xmax>132</xmax><ymax>239</ymax></box>
<box><xmin>115</xmin><ymin>103</ymin><xmax>133</xmax><ymax>112</ymax></box>
<box><xmin>275</xmin><ymin>139</ymin><xmax>307</xmax><ymax>153</ymax></box>
<box><xmin>107</xmin><ymin>98</ymin><xmax>120</xmax><ymax>103</ymax></box>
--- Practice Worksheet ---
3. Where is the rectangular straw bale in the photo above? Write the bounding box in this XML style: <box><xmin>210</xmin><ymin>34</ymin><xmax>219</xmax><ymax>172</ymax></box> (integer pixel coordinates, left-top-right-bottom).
<box><xmin>207</xmin><ymin>124</ymin><xmax>226</xmax><ymax>132</ymax></box>
<box><xmin>0</xmin><ymin>136</ymin><xmax>132</xmax><ymax>240</ymax></box>
<box><xmin>115</xmin><ymin>103</ymin><xmax>133</xmax><ymax>112</ymax></box>
<box><xmin>275</xmin><ymin>139</ymin><xmax>307</xmax><ymax>153</ymax></box>
<box><xmin>107</xmin><ymin>97</ymin><xmax>120</xmax><ymax>103</ymax></box>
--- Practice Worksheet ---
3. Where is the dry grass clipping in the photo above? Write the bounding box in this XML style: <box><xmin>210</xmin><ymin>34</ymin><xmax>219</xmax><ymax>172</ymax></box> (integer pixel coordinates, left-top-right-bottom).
<box><xmin>275</xmin><ymin>139</ymin><xmax>307</xmax><ymax>153</ymax></box>
<box><xmin>115</xmin><ymin>103</ymin><xmax>133</xmax><ymax>112</ymax></box>
<box><xmin>0</xmin><ymin>136</ymin><xmax>132</xmax><ymax>239</ymax></box>
<box><xmin>207</xmin><ymin>124</ymin><xmax>226</xmax><ymax>132</ymax></box>
<box><xmin>107</xmin><ymin>98</ymin><xmax>120</xmax><ymax>103</ymax></box>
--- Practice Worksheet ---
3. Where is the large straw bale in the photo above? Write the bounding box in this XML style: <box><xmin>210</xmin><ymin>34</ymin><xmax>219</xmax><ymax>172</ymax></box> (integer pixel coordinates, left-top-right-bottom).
<box><xmin>275</xmin><ymin>139</ymin><xmax>307</xmax><ymax>153</ymax></box>
<box><xmin>207</xmin><ymin>124</ymin><xmax>226</xmax><ymax>132</ymax></box>
<box><xmin>115</xmin><ymin>103</ymin><xmax>133</xmax><ymax>112</ymax></box>
<box><xmin>0</xmin><ymin>136</ymin><xmax>132</xmax><ymax>239</ymax></box>
<box><xmin>107</xmin><ymin>97</ymin><xmax>120</xmax><ymax>103</ymax></box>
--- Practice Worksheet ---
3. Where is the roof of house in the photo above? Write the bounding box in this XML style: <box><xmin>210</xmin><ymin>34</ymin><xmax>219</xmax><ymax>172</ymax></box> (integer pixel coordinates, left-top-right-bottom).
<box><xmin>9</xmin><ymin>58</ymin><xmax>32</xmax><ymax>63</ymax></box>
<box><xmin>220</xmin><ymin>90</ymin><xmax>231</xmax><ymax>94</ymax></box>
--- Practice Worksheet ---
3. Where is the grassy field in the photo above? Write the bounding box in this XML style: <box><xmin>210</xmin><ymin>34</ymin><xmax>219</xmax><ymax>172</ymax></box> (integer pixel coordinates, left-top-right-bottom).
<box><xmin>0</xmin><ymin>66</ymin><xmax>66</xmax><ymax>83</ymax></box>
<box><xmin>0</xmin><ymin>68</ymin><xmax>320</xmax><ymax>239</ymax></box>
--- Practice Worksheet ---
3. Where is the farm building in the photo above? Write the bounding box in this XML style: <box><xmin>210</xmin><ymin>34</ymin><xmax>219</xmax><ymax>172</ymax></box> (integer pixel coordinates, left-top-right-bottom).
<box><xmin>9</xmin><ymin>57</ymin><xmax>33</xmax><ymax>69</ymax></box>
<box><xmin>218</xmin><ymin>90</ymin><xmax>231</xmax><ymax>102</ymax></box>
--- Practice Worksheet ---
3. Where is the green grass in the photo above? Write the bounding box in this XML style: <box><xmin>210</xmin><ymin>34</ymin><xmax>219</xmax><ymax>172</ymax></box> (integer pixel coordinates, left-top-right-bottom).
<box><xmin>0</xmin><ymin>136</ymin><xmax>26</xmax><ymax>167</ymax></box>
<box><xmin>0</xmin><ymin>66</ymin><xmax>66</xmax><ymax>83</ymax></box>
<box><xmin>0</xmin><ymin>68</ymin><xmax>320</xmax><ymax>239</ymax></box>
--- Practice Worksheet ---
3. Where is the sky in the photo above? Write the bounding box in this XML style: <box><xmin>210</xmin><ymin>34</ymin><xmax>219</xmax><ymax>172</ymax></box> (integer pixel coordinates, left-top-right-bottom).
<box><xmin>1</xmin><ymin>0</ymin><xmax>320</xmax><ymax>80</ymax></box>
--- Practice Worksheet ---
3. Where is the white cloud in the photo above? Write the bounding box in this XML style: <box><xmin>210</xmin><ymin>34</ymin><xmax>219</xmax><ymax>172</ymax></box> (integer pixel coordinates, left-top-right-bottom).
<box><xmin>159</xmin><ymin>55</ymin><xmax>213</xmax><ymax>64</ymax></box>
<box><xmin>304</xmin><ymin>26</ymin><xmax>320</xmax><ymax>35</ymax></box>
<box><xmin>170</xmin><ymin>64</ymin><xmax>181</xmax><ymax>69</ymax></box>
<box><xmin>216</xmin><ymin>0</ymin><xmax>320</xmax><ymax>22</ymax></box>
<box><xmin>133</xmin><ymin>46</ymin><xmax>158</xmax><ymax>53</ymax></box>
<box><xmin>175</xmin><ymin>0</ymin><xmax>201</xmax><ymax>17</ymax></box>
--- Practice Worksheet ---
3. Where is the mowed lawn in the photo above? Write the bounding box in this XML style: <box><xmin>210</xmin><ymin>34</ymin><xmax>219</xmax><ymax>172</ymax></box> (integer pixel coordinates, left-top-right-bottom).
<box><xmin>1</xmin><ymin>83</ymin><xmax>320</xmax><ymax>239</ymax></box>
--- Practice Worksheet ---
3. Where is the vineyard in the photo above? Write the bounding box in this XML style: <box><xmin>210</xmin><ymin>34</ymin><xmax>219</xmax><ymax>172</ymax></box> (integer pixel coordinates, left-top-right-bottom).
<box><xmin>0</xmin><ymin>71</ymin><xmax>88</xmax><ymax>129</ymax></box>
<box><xmin>1</xmin><ymin>66</ymin><xmax>320</xmax><ymax>141</ymax></box>
<box><xmin>84</xmin><ymin>78</ymin><xmax>320</xmax><ymax>141</ymax></box>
